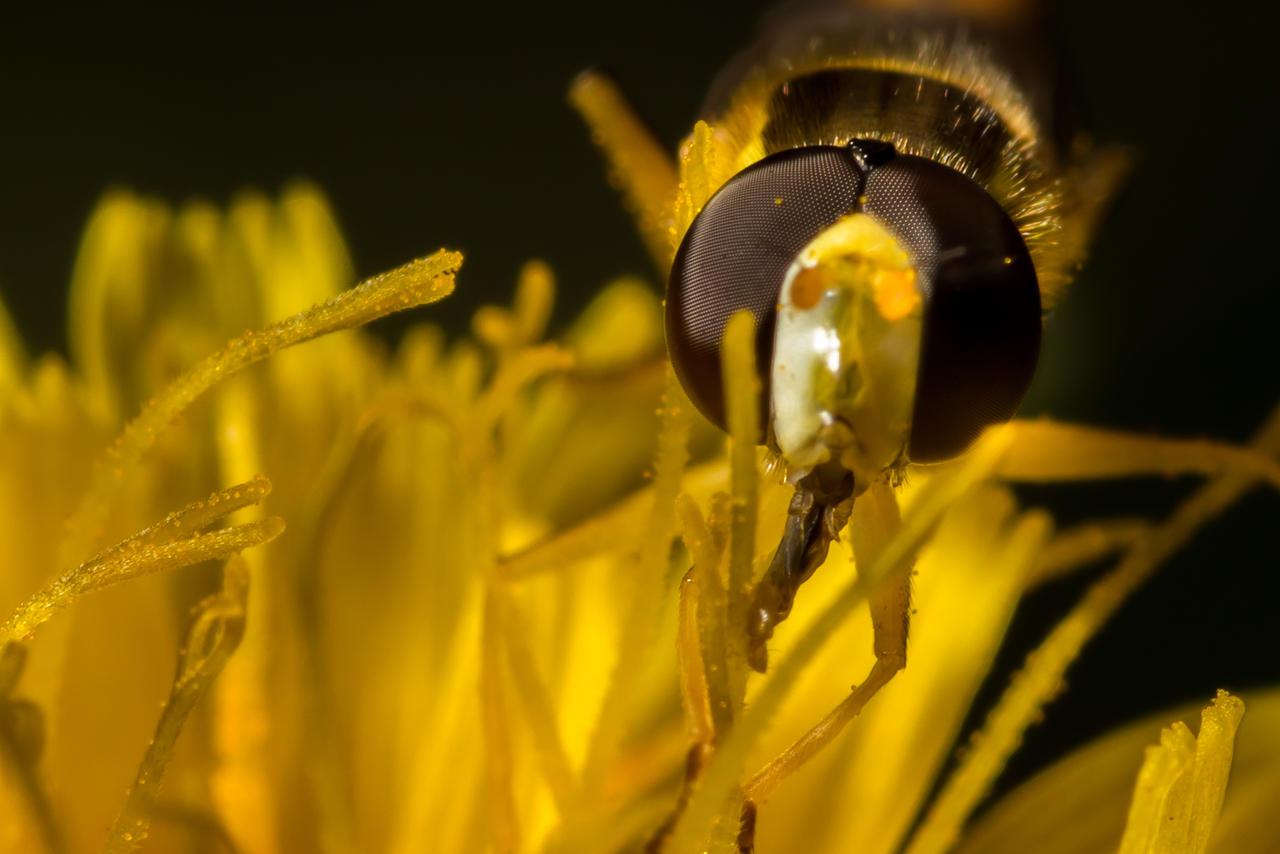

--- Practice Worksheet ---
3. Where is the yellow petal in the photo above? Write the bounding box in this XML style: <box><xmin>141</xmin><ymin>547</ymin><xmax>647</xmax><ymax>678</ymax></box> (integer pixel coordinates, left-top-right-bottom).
<box><xmin>956</xmin><ymin>688</ymin><xmax>1280</xmax><ymax>854</ymax></box>
<box><xmin>0</xmin><ymin>287</ymin><xmax>25</xmax><ymax>394</ymax></box>
<box><xmin>67</xmin><ymin>185</ymin><xmax>362</xmax><ymax>423</ymax></box>
<box><xmin>1118</xmin><ymin>690</ymin><xmax>1245</xmax><ymax>854</ymax></box>
<box><xmin>0</xmin><ymin>643</ymin><xmax>57</xmax><ymax>854</ymax></box>
<box><xmin>67</xmin><ymin>190</ymin><xmax>171</xmax><ymax>420</ymax></box>
<box><xmin>561</xmin><ymin>277</ymin><xmax>661</xmax><ymax>371</ymax></box>
<box><xmin>581</xmin><ymin>368</ymin><xmax>691</xmax><ymax>790</ymax></box>
<box><xmin>511</xmin><ymin>279</ymin><xmax>667</xmax><ymax>525</ymax></box>
<box><xmin>0</xmin><ymin>357</ymin><xmax>106</xmax><ymax>621</ymax></box>
<box><xmin>263</xmin><ymin>182</ymin><xmax>355</xmax><ymax>316</ymax></box>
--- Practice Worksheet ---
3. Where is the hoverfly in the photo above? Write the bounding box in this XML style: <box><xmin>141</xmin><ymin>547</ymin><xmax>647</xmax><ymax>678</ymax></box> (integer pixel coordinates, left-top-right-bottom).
<box><xmin>660</xmin><ymin>0</ymin><xmax>1102</xmax><ymax>684</ymax></box>
<box><xmin>571</xmin><ymin>0</ymin><xmax>1268</xmax><ymax>848</ymax></box>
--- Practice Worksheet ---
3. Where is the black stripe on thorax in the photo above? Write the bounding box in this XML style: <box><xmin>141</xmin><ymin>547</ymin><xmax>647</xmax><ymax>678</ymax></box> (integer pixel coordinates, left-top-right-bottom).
<box><xmin>760</xmin><ymin>68</ymin><xmax>1014</xmax><ymax>189</ymax></box>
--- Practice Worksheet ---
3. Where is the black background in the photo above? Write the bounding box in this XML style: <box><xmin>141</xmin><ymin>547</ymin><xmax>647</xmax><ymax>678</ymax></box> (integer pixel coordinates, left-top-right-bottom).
<box><xmin>2</xmin><ymin>0</ymin><xmax>1276</xmax><ymax>826</ymax></box>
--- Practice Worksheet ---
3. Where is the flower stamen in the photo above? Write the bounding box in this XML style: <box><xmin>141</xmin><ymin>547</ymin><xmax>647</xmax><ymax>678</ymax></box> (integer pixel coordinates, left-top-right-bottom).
<box><xmin>61</xmin><ymin>250</ymin><xmax>461</xmax><ymax>570</ymax></box>
<box><xmin>1</xmin><ymin>478</ymin><xmax>282</xmax><ymax>645</ymax></box>
<box><xmin>105</xmin><ymin>558</ymin><xmax>251</xmax><ymax>854</ymax></box>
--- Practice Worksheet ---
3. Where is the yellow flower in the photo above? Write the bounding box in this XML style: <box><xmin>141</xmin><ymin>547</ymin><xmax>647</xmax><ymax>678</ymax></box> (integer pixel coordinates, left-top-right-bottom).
<box><xmin>0</xmin><ymin>182</ymin><xmax>1276</xmax><ymax>854</ymax></box>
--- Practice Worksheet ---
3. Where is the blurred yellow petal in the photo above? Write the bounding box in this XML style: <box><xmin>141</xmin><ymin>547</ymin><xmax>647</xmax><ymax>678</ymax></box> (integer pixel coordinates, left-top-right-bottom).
<box><xmin>66</xmin><ymin>184</ymin><xmax>364</xmax><ymax>427</ymax></box>
<box><xmin>957</xmin><ymin>689</ymin><xmax>1280</xmax><ymax>854</ymax></box>
<box><xmin>561</xmin><ymin>275</ymin><xmax>661</xmax><ymax>370</ymax></box>
<box><xmin>67</xmin><ymin>190</ymin><xmax>170</xmax><ymax>420</ymax></box>
<box><xmin>512</xmin><ymin>278</ymin><xmax>666</xmax><ymax>525</ymax></box>
<box><xmin>259</xmin><ymin>183</ymin><xmax>355</xmax><ymax>316</ymax></box>
<box><xmin>581</xmin><ymin>369</ymin><xmax>690</xmax><ymax>792</ymax></box>
<box><xmin>0</xmin><ymin>643</ymin><xmax>58</xmax><ymax>854</ymax></box>
<box><xmin>0</xmin><ymin>287</ymin><xmax>25</xmax><ymax>393</ymax></box>
<box><xmin>0</xmin><ymin>357</ymin><xmax>107</xmax><ymax>619</ymax></box>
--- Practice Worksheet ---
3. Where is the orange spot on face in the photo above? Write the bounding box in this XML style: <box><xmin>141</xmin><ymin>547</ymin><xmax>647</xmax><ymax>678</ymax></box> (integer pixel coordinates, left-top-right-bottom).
<box><xmin>790</xmin><ymin>266</ymin><xmax>827</xmax><ymax>310</ymax></box>
<box><xmin>874</xmin><ymin>268</ymin><xmax>920</xmax><ymax>320</ymax></box>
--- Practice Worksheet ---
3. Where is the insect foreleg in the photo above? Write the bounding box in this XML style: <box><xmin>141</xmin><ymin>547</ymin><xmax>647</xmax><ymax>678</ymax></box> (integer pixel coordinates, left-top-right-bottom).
<box><xmin>857</xmin><ymin>480</ymin><xmax>911</xmax><ymax>680</ymax></box>
<box><xmin>746</xmin><ymin>464</ymin><xmax>855</xmax><ymax>672</ymax></box>
<box><xmin>743</xmin><ymin>478</ymin><xmax>911</xmax><ymax>805</ymax></box>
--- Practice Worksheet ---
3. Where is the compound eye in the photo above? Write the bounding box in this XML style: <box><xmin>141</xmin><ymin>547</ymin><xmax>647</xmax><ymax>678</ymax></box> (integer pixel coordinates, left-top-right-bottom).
<box><xmin>667</xmin><ymin>146</ymin><xmax>867</xmax><ymax>433</ymax></box>
<box><xmin>862</xmin><ymin>155</ymin><xmax>1041</xmax><ymax>462</ymax></box>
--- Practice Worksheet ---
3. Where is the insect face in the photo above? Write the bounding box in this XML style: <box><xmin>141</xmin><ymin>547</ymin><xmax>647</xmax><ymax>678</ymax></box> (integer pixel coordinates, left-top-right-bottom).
<box><xmin>771</xmin><ymin>211</ymin><xmax>921</xmax><ymax>486</ymax></box>
<box><xmin>667</xmin><ymin>139</ymin><xmax>1042</xmax><ymax>478</ymax></box>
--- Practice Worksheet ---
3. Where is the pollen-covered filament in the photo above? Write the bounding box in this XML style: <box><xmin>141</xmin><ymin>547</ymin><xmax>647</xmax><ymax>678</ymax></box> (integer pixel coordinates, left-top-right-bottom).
<box><xmin>770</xmin><ymin>213</ymin><xmax>922</xmax><ymax>484</ymax></box>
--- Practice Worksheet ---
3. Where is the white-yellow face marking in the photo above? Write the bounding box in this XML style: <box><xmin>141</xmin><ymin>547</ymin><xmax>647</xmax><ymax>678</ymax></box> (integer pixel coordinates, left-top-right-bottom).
<box><xmin>771</xmin><ymin>213</ymin><xmax>923</xmax><ymax>485</ymax></box>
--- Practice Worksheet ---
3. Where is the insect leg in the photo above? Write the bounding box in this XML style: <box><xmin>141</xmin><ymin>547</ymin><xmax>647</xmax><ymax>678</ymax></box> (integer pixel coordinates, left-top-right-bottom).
<box><xmin>746</xmin><ymin>465</ymin><xmax>855</xmax><ymax>672</ymax></box>
<box><xmin>569</xmin><ymin>71</ymin><xmax>679</xmax><ymax>271</ymax></box>
<box><xmin>743</xmin><ymin>478</ymin><xmax>910</xmax><ymax>805</ymax></box>
<box><xmin>745</xmin><ymin>487</ymin><xmax>824</xmax><ymax>672</ymax></box>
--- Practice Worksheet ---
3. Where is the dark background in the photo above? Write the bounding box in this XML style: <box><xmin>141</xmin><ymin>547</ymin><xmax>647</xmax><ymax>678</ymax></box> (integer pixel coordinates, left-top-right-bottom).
<box><xmin>2</xmin><ymin>0</ymin><xmax>1276</xmax><ymax>828</ymax></box>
